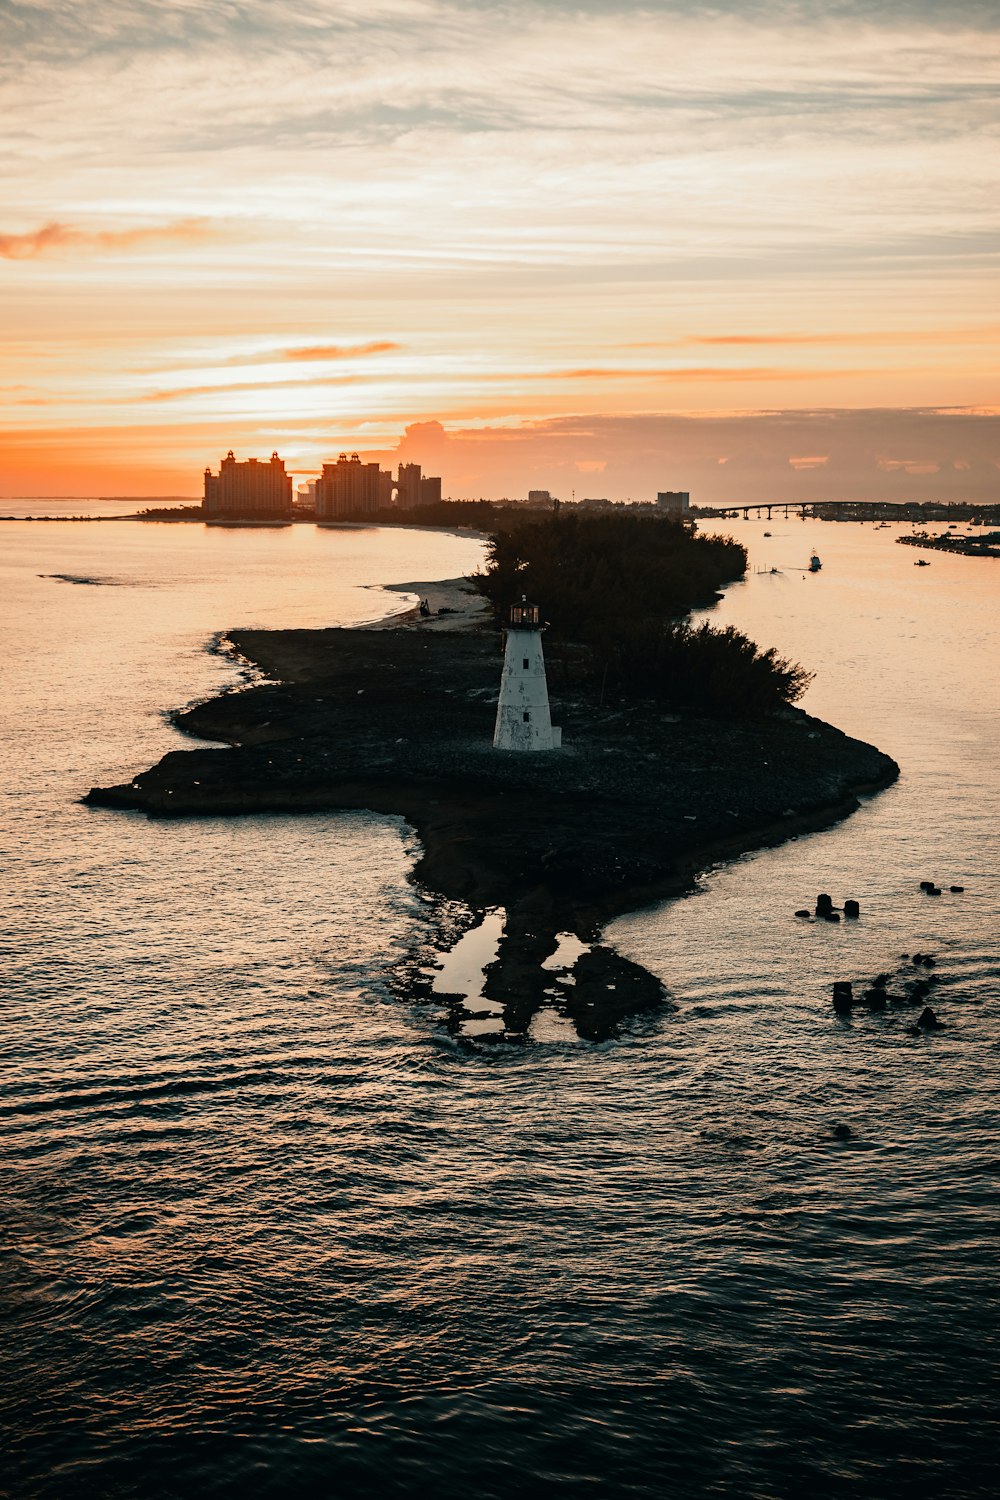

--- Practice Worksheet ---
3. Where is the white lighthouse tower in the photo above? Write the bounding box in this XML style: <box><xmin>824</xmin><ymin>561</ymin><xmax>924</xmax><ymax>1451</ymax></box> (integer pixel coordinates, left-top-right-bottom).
<box><xmin>493</xmin><ymin>597</ymin><xmax>562</xmax><ymax>751</ymax></box>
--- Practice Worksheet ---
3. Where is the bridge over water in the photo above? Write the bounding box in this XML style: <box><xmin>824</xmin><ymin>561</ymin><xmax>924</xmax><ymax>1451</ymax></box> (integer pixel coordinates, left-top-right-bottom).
<box><xmin>694</xmin><ymin>500</ymin><xmax>1000</xmax><ymax>523</ymax></box>
<box><xmin>695</xmin><ymin>502</ymin><xmax>814</xmax><ymax>520</ymax></box>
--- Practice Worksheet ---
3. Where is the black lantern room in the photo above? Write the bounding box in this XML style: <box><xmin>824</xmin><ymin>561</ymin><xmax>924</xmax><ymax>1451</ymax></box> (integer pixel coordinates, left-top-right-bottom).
<box><xmin>508</xmin><ymin>596</ymin><xmax>540</xmax><ymax>628</ymax></box>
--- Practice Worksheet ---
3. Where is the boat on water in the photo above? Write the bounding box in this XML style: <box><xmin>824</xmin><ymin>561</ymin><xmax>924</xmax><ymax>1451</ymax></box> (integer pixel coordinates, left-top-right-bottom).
<box><xmin>809</xmin><ymin>554</ymin><xmax>822</xmax><ymax>572</ymax></box>
<box><xmin>914</xmin><ymin>558</ymin><xmax>931</xmax><ymax>566</ymax></box>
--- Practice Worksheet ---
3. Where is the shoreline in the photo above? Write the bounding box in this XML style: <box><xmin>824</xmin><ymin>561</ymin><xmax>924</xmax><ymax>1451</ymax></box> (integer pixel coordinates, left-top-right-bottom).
<box><xmin>85</xmin><ymin>573</ymin><xmax>899</xmax><ymax>1041</ymax></box>
<box><xmin>897</xmin><ymin>532</ymin><xmax>1000</xmax><ymax>559</ymax></box>
<box><xmin>366</xmin><ymin>575</ymin><xmax>491</xmax><ymax>631</ymax></box>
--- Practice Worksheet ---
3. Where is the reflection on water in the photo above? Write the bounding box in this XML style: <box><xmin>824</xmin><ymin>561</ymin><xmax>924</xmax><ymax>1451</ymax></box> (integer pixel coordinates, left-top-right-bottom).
<box><xmin>431</xmin><ymin>909</ymin><xmax>506</xmax><ymax>1004</ymax></box>
<box><xmin>2</xmin><ymin>515</ymin><xmax>998</xmax><ymax>1498</ymax></box>
<box><xmin>430</xmin><ymin>909</ymin><xmax>507</xmax><ymax>1036</ymax></box>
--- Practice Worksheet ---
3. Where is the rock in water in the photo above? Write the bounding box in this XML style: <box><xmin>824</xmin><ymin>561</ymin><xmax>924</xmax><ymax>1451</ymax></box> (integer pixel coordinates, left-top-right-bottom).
<box><xmin>832</xmin><ymin>981</ymin><xmax>853</xmax><ymax>1013</ymax></box>
<box><xmin>917</xmin><ymin>1006</ymin><xmax>944</xmax><ymax>1030</ymax></box>
<box><xmin>832</xmin><ymin>1123</ymin><xmax>854</xmax><ymax>1140</ymax></box>
<box><xmin>844</xmin><ymin>899</ymin><xmax>860</xmax><ymax>918</ymax></box>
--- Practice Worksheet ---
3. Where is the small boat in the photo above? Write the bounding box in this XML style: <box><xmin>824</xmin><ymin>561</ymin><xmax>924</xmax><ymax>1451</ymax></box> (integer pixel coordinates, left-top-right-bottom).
<box><xmin>914</xmin><ymin>558</ymin><xmax>931</xmax><ymax>566</ymax></box>
<box><xmin>809</xmin><ymin>554</ymin><xmax>822</xmax><ymax>572</ymax></box>
<box><xmin>763</xmin><ymin>530</ymin><xmax>772</xmax><ymax>536</ymax></box>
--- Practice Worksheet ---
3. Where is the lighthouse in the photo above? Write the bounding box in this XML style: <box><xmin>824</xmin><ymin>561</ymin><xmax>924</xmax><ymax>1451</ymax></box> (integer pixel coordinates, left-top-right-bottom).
<box><xmin>493</xmin><ymin>597</ymin><xmax>562</xmax><ymax>751</ymax></box>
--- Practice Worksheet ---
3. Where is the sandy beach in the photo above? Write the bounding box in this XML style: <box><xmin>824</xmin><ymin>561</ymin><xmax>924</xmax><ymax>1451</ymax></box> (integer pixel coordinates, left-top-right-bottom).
<box><xmin>370</xmin><ymin>575</ymin><xmax>491</xmax><ymax>631</ymax></box>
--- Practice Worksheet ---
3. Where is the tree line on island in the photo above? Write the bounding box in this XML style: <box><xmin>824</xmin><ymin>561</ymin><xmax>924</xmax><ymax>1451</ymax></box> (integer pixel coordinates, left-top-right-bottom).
<box><xmin>474</xmin><ymin>511</ymin><xmax>812</xmax><ymax>716</ymax></box>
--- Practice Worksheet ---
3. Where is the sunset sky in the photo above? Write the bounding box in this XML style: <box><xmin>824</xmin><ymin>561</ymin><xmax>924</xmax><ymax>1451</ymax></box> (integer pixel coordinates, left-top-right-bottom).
<box><xmin>2</xmin><ymin>0</ymin><xmax>998</xmax><ymax>501</ymax></box>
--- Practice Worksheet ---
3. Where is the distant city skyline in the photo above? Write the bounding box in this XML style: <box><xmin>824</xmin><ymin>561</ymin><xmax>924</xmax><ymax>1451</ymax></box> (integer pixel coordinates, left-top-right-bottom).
<box><xmin>2</xmin><ymin>1</ymin><xmax>998</xmax><ymax>500</ymax></box>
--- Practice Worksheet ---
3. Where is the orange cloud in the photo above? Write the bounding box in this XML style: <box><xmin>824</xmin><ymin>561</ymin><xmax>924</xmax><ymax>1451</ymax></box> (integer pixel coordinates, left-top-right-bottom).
<box><xmin>0</xmin><ymin>218</ymin><xmax>215</xmax><ymax>259</ymax></box>
<box><xmin>283</xmin><ymin>341</ymin><xmax>401</xmax><ymax>361</ymax></box>
<box><xmin>629</xmin><ymin>327</ymin><xmax>1000</xmax><ymax>350</ymax></box>
<box><xmin>545</xmin><ymin>366</ymin><xmax>866</xmax><ymax>383</ymax></box>
<box><xmin>788</xmin><ymin>455</ymin><xmax>829</xmax><ymax>470</ymax></box>
<box><xmin>877</xmin><ymin>458</ymin><xmax>941</xmax><ymax>475</ymax></box>
<box><xmin>141</xmin><ymin>374</ymin><xmax>372</xmax><ymax>402</ymax></box>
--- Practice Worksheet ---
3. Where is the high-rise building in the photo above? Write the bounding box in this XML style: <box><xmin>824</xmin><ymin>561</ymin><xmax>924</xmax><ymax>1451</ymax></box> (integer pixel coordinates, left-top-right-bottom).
<box><xmin>315</xmin><ymin>453</ymin><xmax>389</xmax><ymax>519</ymax></box>
<box><xmin>656</xmin><ymin>491</ymin><xmax>690</xmax><ymax>516</ymax></box>
<box><xmin>396</xmin><ymin>463</ymin><xmax>423</xmax><ymax>509</ymax></box>
<box><xmin>392</xmin><ymin>464</ymin><xmax>442</xmax><ymax>508</ymax></box>
<box><xmin>203</xmin><ymin>451</ymin><xmax>292</xmax><ymax>517</ymax></box>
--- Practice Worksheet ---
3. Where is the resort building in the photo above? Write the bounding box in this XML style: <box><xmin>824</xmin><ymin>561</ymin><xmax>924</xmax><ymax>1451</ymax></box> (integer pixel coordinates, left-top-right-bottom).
<box><xmin>396</xmin><ymin>463</ymin><xmax>423</xmax><ymax>509</ymax></box>
<box><xmin>395</xmin><ymin>464</ymin><xmax>443</xmax><ymax>509</ymax></box>
<box><xmin>315</xmin><ymin>453</ymin><xmax>389</xmax><ymax>519</ymax></box>
<box><xmin>203</xmin><ymin>451</ymin><xmax>293</xmax><ymax>517</ymax></box>
<box><xmin>312</xmin><ymin>454</ymin><xmax>445</xmax><ymax>517</ymax></box>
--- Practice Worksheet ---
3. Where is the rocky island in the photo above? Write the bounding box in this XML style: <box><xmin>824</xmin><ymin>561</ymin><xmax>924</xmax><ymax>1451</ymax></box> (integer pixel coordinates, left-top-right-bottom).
<box><xmin>86</xmin><ymin>546</ymin><xmax>899</xmax><ymax>1041</ymax></box>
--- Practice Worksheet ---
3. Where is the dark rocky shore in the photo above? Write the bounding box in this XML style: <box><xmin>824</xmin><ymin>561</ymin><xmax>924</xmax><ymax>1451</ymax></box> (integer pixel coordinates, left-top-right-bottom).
<box><xmin>86</xmin><ymin>615</ymin><xmax>898</xmax><ymax>1040</ymax></box>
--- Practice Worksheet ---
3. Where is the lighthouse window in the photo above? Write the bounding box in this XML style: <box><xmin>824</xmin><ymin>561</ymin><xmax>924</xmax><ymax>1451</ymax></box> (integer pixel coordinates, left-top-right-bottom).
<box><xmin>523</xmin><ymin>658</ymin><xmax>529</xmax><ymax>670</ymax></box>
<box><xmin>523</xmin><ymin>711</ymin><xmax>530</xmax><ymax>722</ymax></box>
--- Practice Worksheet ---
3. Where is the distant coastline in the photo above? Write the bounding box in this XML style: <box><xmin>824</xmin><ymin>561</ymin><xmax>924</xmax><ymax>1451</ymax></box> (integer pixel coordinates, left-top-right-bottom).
<box><xmin>7</xmin><ymin>495</ymin><xmax>1000</xmax><ymax>531</ymax></box>
<box><xmin>6</xmin><ymin>496</ymin><xmax>1000</xmax><ymax>528</ymax></box>
<box><xmin>898</xmin><ymin>530</ymin><xmax>1000</xmax><ymax>559</ymax></box>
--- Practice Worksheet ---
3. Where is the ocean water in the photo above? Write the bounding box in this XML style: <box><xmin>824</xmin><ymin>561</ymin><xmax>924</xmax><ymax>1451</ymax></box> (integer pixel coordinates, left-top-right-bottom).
<box><xmin>1</xmin><ymin>514</ymin><xmax>998</xmax><ymax>1499</ymax></box>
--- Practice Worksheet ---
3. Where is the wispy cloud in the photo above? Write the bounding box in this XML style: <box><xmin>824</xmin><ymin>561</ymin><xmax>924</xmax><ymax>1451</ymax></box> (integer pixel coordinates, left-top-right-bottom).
<box><xmin>625</xmin><ymin>326</ymin><xmax>1000</xmax><ymax>349</ymax></box>
<box><xmin>0</xmin><ymin>218</ymin><xmax>215</xmax><ymax>260</ymax></box>
<box><xmin>877</xmin><ymin>456</ymin><xmax>942</xmax><ymax>474</ymax></box>
<box><xmin>688</xmin><ymin>328</ymin><xmax>1000</xmax><ymax>348</ymax></box>
<box><xmin>139</xmin><ymin>374</ymin><xmax>374</xmax><ymax>402</ymax></box>
<box><xmin>538</xmin><ymin>366</ymin><xmax>870</xmax><ymax>383</ymax></box>
<box><xmin>283</xmin><ymin>341</ymin><xmax>401</xmax><ymax>361</ymax></box>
